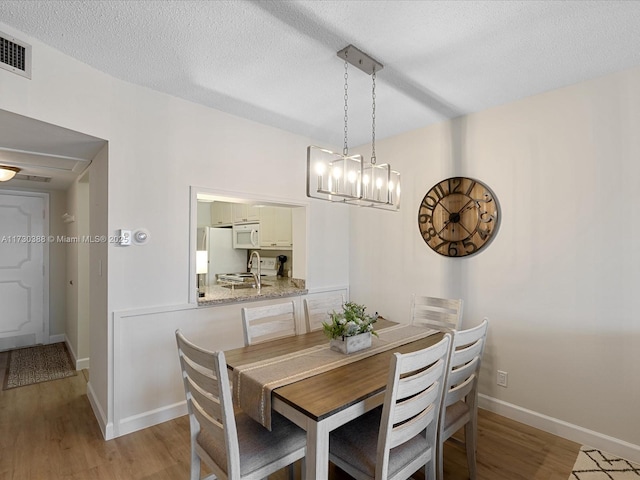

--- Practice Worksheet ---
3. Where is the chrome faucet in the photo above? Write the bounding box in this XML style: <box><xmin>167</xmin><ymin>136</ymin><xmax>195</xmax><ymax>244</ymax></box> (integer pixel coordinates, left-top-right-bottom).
<box><xmin>248</xmin><ymin>251</ymin><xmax>261</xmax><ymax>290</ymax></box>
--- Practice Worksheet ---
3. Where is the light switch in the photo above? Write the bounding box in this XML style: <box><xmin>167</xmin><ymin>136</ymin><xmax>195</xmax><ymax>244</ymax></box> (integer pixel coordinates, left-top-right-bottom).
<box><xmin>118</xmin><ymin>229</ymin><xmax>132</xmax><ymax>246</ymax></box>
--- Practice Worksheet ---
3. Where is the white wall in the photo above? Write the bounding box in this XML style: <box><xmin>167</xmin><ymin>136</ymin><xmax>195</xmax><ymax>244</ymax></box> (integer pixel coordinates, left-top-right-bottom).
<box><xmin>0</xmin><ymin>22</ymin><xmax>350</xmax><ymax>439</ymax></box>
<box><xmin>350</xmin><ymin>66</ymin><xmax>640</xmax><ymax>460</ymax></box>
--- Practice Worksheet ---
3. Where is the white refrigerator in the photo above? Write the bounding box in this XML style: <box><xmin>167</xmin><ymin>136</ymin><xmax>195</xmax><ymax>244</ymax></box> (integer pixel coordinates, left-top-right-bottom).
<box><xmin>198</xmin><ymin>227</ymin><xmax>248</xmax><ymax>285</ymax></box>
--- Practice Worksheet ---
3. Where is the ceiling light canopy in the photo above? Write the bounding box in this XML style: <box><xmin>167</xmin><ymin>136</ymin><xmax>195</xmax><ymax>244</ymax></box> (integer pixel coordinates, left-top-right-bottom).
<box><xmin>307</xmin><ymin>45</ymin><xmax>400</xmax><ymax>211</ymax></box>
<box><xmin>0</xmin><ymin>166</ymin><xmax>20</xmax><ymax>181</ymax></box>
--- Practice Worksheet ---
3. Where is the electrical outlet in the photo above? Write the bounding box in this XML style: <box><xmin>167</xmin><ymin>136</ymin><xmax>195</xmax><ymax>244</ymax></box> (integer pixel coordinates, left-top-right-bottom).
<box><xmin>497</xmin><ymin>370</ymin><xmax>508</xmax><ymax>387</ymax></box>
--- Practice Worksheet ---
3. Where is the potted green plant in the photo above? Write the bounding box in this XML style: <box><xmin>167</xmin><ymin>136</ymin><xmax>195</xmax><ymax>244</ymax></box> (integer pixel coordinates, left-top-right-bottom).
<box><xmin>323</xmin><ymin>302</ymin><xmax>378</xmax><ymax>354</ymax></box>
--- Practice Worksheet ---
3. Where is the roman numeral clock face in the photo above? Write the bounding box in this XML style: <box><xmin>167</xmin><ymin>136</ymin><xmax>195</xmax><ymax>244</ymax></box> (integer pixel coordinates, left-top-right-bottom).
<box><xmin>418</xmin><ymin>177</ymin><xmax>500</xmax><ymax>257</ymax></box>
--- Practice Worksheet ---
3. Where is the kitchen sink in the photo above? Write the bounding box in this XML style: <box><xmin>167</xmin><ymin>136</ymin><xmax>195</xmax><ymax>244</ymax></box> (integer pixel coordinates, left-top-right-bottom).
<box><xmin>218</xmin><ymin>273</ymin><xmax>267</xmax><ymax>283</ymax></box>
<box><xmin>221</xmin><ymin>283</ymin><xmax>271</xmax><ymax>290</ymax></box>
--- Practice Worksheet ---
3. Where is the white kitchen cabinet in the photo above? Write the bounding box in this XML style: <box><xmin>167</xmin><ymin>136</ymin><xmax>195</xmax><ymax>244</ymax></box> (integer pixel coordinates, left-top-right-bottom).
<box><xmin>260</xmin><ymin>206</ymin><xmax>292</xmax><ymax>248</ymax></box>
<box><xmin>233</xmin><ymin>203</ymin><xmax>260</xmax><ymax>223</ymax></box>
<box><xmin>210</xmin><ymin>201</ymin><xmax>233</xmax><ymax>226</ymax></box>
<box><xmin>197</xmin><ymin>201</ymin><xmax>213</xmax><ymax>227</ymax></box>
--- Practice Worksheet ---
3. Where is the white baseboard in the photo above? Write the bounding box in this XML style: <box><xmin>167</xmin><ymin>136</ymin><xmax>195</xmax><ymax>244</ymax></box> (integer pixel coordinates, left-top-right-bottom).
<box><xmin>86</xmin><ymin>380</ymin><xmax>113</xmax><ymax>440</ymax></box>
<box><xmin>116</xmin><ymin>401</ymin><xmax>187</xmax><ymax>438</ymax></box>
<box><xmin>479</xmin><ymin>394</ymin><xmax>640</xmax><ymax>464</ymax></box>
<box><xmin>75</xmin><ymin>357</ymin><xmax>90</xmax><ymax>370</ymax></box>
<box><xmin>62</xmin><ymin>335</ymin><xmax>90</xmax><ymax>370</ymax></box>
<box><xmin>63</xmin><ymin>335</ymin><xmax>78</xmax><ymax>366</ymax></box>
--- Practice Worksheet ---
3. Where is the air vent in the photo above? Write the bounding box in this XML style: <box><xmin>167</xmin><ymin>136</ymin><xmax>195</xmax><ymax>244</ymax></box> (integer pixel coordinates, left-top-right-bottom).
<box><xmin>0</xmin><ymin>31</ymin><xmax>32</xmax><ymax>79</ymax></box>
<box><xmin>14</xmin><ymin>173</ymin><xmax>51</xmax><ymax>183</ymax></box>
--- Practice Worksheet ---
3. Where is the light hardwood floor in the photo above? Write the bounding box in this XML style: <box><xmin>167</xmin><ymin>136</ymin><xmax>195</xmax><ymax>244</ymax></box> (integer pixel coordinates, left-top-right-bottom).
<box><xmin>0</xmin><ymin>350</ymin><xmax>580</xmax><ymax>479</ymax></box>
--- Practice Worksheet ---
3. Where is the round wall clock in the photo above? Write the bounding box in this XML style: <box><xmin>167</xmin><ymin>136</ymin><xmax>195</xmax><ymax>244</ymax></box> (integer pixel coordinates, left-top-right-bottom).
<box><xmin>418</xmin><ymin>177</ymin><xmax>500</xmax><ymax>257</ymax></box>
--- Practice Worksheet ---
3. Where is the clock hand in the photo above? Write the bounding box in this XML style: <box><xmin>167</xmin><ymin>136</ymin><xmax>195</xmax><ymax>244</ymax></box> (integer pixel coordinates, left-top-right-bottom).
<box><xmin>436</xmin><ymin>221</ymin><xmax>451</xmax><ymax>236</ymax></box>
<box><xmin>455</xmin><ymin>199</ymin><xmax>477</xmax><ymax>215</ymax></box>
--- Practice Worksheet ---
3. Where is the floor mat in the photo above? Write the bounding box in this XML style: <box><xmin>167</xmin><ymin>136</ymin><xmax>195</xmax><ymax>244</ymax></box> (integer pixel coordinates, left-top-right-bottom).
<box><xmin>570</xmin><ymin>446</ymin><xmax>640</xmax><ymax>479</ymax></box>
<box><xmin>3</xmin><ymin>342</ymin><xmax>77</xmax><ymax>390</ymax></box>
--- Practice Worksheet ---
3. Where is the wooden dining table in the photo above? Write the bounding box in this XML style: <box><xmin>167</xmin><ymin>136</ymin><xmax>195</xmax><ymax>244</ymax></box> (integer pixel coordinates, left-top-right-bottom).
<box><xmin>224</xmin><ymin>318</ymin><xmax>444</xmax><ymax>479</ymax></box>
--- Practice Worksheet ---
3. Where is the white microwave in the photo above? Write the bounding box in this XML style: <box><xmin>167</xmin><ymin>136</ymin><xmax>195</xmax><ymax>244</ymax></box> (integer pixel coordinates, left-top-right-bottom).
<box><xmin>232</xmin><ymin>223</ymin><xmax>260</xmax><ymax>249</ymax></box>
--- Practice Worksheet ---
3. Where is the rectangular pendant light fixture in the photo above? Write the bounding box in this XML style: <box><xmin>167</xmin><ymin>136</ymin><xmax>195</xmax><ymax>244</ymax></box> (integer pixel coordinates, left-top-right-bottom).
<box><xmin>306</xmin><ymin>45</ymin><xmax>400</xmax><ymax>211</ymax></box>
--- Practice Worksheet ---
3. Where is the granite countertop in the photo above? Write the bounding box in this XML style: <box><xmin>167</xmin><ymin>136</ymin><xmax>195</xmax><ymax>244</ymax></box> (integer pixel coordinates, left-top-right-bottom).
<box><xmin>197</xmin><ymin>276</ymin><xmax>307</xmax><ymax>306</ymax></box>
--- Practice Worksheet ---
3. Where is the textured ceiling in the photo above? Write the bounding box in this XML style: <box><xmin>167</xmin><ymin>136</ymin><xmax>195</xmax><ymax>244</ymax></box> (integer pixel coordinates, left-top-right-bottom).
<box><xmin>1</xmin><ymin>0</ymin><xmax>640</xmax><ymax>151</ymax></box>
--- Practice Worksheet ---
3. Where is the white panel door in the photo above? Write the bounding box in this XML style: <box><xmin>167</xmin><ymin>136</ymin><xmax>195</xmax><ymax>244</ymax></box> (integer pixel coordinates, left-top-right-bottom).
<box><xmin>0</xmin><ymin>192</ymin><xmax>46</xmax><ymax>349</ymax></box>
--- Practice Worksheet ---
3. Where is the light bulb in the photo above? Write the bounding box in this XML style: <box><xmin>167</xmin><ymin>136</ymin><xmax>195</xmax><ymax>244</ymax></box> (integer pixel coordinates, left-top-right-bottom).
<box><xmin>362</xmin><ymin>174</ymin><xmax>370</xmax><ymax>185</ymax></box>
<box><xmin>332</xmin><ymin>166</ymin><xmax>342</xmax><ymax>179</ymax></box>
<box><xmin>347</xmin><ymin>170</ymin><xmax>357</xmax><ymax>183</ymax></box>
<box><xmin>376</xmin><ymin>177</ymin><xmax>383</xmax><ymax>189</ymax></box>
<box><xmin>315</xmin><ymin>162</ymin><xmax>326</xmax><ymax>176</ymax></box>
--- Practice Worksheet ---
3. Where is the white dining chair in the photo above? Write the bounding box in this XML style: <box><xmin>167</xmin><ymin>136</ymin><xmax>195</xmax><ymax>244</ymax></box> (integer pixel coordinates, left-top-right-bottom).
<box><xmin>303</xmin><ymin>294</ymin><xmax>345</xmax><ymax>332</ymax></box>
<box><xmin>175</xmin><ymin>329</ymin><xmax>306</xmax><ymax>480</ymax></box>
<box><xmin>328</xmin><ymin>334</ymin><xmax>452</xmax><ymax>480</ymax></box>
<box><xmin>411</xmin><ymin>295</ymin><xmax>464</xmax><ymax>331</ymax></box>
<box><xmin>241</xmin><ymin>301</ymin><xmax>297</xmax><ymax>346</ymax></box>
<box><xmin>436</xmin><ymin>318</ymin><xmax>489</xmax><ymax>480</ymax></box>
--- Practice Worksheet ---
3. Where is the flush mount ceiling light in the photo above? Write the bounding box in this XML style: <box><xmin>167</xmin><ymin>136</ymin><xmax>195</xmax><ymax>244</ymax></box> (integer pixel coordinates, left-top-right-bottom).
<box><xmin>0</xmin><ymin>166</ymin><xmax>20</xmax><ymax>182</ymax></box>
<box><xmin>307</xmin><ymin>45</ymin><xmax>400</xmax><ymax>211</ymax></box>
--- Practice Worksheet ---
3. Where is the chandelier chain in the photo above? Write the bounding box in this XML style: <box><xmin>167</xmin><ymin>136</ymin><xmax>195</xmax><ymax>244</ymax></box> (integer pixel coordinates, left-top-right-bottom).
<box><xmin>343</xmin><ymin>57</ymin><xmax>349</xmax><ymax>156</ymax></box>
<box><xmin>371</xmin><ymin>69</ymin><xmax>377</xmax><ymax>164</ymax></box>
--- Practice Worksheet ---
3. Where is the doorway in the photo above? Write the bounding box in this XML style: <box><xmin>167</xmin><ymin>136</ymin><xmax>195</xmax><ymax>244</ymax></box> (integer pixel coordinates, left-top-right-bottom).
<box><xmin>0</xmin><ymin>190</ymin><xmax>48</xmax><ymax>350</ymax></box>
<box><xmin>0</xmin><ymin>108</ymin><xmax>107</xmax><ymax>363</ymax></box>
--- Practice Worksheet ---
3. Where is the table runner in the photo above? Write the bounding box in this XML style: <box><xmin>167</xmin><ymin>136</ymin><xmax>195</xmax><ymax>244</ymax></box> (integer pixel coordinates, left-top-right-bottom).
<box><xmin>232</xmin><ymin>323</ymin><xmax>437</xmax><ymax>429</ymax></box>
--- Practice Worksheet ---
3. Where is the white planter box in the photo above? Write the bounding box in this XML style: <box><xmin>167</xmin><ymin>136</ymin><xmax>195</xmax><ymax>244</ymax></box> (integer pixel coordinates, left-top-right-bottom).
<box><xmin>330</xmin><ymin>332</ymin><xmax>372</xmax><ymax>354</ymax></box>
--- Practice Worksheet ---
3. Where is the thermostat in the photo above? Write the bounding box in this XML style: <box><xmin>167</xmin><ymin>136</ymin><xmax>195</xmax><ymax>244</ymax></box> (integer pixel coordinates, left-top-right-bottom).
<box><xmin>133</xmin><ymin>229</ymin><xmax>150</xmax><ymax>245</ymax></box>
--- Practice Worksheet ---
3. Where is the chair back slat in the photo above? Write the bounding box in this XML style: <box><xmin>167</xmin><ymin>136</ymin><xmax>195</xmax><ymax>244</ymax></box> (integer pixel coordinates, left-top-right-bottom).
<box><xmin>178</xmin><ymin>335</ymin><xmax>217</xmax><ymax>370</ymax></box>
<box><xmin>191</xmin><ymin>399</ymin><xmax>226</xmax><ymax>446</ymax></box>
<box><xmin>453</xmin><ymin>320</ymin><xmax>487</xmax><ymax>347</ymax></box>
<box><xmin>187</xmin><ymin>376</ymin><xmax>223</xmax><ymax>422</ymax></box>
<box><xmin>389</xmin><ymin>403</ymin><xmax>437</xmax><ymax>450</ymax></box>
<box><xmin>416</xmin><ymin>296</ymin><xmax>460</xmax><ymax>310</ymax></box>
<box><xmin>411</xmin><ymin>295</ymin><xmax>463</xmax><ymax>331</ymax></box>
<box><xmin>451</xmin><ymin>339</ymin><xmax>484</xmax><ymax>368</ymax></box>
<box><xmin>446</xmin><ymin>356</ymin><xmax>478</xmax><ymax>389</ymax></box>
<box><xmin>393</xmin><ymin>378</ymin><xmax>441</xmax><ymax>425</ymax></box>
<box><xmin>182</xmin><ymin>356</ymin><xmax>220</xmax><ymax>399</ymax></box>
<box><xmin>444</xmin><ymin>373</ymin><xmax>475</xmax><ymax>407</ymax></box>
<box><xmin>249</xmin><ymin>317</ymin><xmax>295</xmax><ymax>339</ymax></box>
<box><xmin>396</xmin><ymin>357</ymin><xmax>445</xmax><ymax>399</ymax></box>
<box><xmin>241</xmin><ymin>301</ymin><xmax>297</xmax><ymax>345</ymax></box>
<box><xmin>413</xmin><ymin>309</ymin><xmax>459</xmax><ymax>324</ymax></box>
<box><xmin>304</xmin><ymin>294</ymin><xmax>345</xmax><ymax>332</ymax></box>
